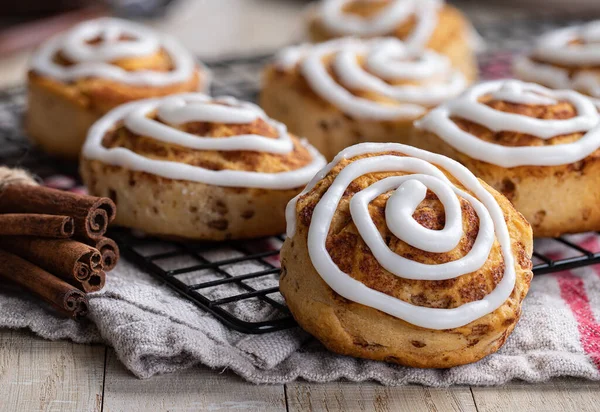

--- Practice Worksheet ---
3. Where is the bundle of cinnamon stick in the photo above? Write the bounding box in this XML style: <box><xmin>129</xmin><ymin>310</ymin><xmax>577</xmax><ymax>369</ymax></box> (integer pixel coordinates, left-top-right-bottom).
<box><xmin>0</xmin><ymin>167</ymin><xmax>119</xmax><ymax>319</ymax></box>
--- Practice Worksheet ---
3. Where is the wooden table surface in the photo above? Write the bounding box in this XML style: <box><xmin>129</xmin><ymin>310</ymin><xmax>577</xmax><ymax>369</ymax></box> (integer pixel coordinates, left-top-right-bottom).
<box><xmin>2</xmin><ymin>1</ymin><xmax>600</xmax><ymax>411</ymax></box>
<box><xmin>1</xmin><ymin>328</ymin><xmax>599</xmax><ymax>412</ymax></box>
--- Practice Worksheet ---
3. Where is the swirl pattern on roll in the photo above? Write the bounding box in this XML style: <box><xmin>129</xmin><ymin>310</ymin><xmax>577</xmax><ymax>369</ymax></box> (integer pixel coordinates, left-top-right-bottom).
<box><xmin>286</xmin><ymin>143</ymin><xmax>515</xmax><ymax>330</ymax></box>
<box><xmin>83</xmin><ymin>93</ymin><xmax>327</xmax><ymax>189</ymax></box>
<box><xmin>513</xmin><ymin>21</ymin><xmax>600</xmax><ymax>98</ymax></box>
<box><xmin>317</xmin><ymin>0</ymin><xmax>442</xmax><ymax>50</ymax></box>
<box><xmin>415</xmin><ymin>80</ymin><xmax>600</xmax><ymax>167</ymax></box>
<box><xmin>276</xmin><ymin>37</ymin><xmax>466</xmax><ymax>120</ymax></box>
<box><xmin>30</xmin><ymin>18</ymin><xmax>199</xmax><ymax>87</ymax></box>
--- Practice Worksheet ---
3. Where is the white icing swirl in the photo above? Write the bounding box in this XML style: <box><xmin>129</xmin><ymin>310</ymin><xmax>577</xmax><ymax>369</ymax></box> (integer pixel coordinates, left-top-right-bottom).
<box><xmin>318</xmin><ymin>0</ymin><xmax>442</xmax><ymax>50</ymax></box>
<box><xmin>275</xmin><ymin>37</ymin><xmax>466</xmax><ymax>120</ymax></box>
<box><xmin>83</xmin><ymin>93</ymin><xmax>327</xmax><ymax>189</ymax></box>
<box><xmin>531</xmin><ymin>21</ymin><xmax>600</xmax><ymax>66</ymax></box>
<box><xmin>513</xmin><ymin>21</ymin><xmax>600</xmax><ymax>98</ymax></box>
<box><xmin>415</xmin><ymin>80</ymin><xmax>600</xmax><ymax>167</ymax></box>
<box><xmin>285</xmin><ymin>142</ymin><xmax>516</xmax><ymax>330</ymax></box>
<box><xmin>30</xmin><ymin>18</ymin><xmax>202</xmax><ymax>87</ymax></box>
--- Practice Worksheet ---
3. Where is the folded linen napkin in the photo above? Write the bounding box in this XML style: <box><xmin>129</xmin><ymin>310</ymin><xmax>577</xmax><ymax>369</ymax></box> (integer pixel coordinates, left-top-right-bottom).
<box><xmin>2</xmin><ymin>230</ymin><xmax>600</xmax><ymax>385</ymax></box>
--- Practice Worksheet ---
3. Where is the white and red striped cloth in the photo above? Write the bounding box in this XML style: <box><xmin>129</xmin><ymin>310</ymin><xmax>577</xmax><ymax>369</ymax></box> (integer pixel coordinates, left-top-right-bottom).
<box><xmin>536</xmin><ymin>234</ymin><xmax>600</xmax><ymax>372</ymax></box>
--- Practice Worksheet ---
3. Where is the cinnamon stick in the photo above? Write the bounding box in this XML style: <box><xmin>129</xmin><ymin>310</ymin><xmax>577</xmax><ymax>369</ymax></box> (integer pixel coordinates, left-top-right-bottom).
<box><xmin>0</xmin><ymin>237</ymin><xmax>104</xmax><ymax>293</ymax></box>
<box><xmin>0</xmin><ymin>249</ymin><xmax>88</xmax><ymax>318</ymax></box>
<box><xmin>83</xmin><ymin>270</ymin><xmax>106</xmax><ymax>293</ymax></box>
<box><xmin>0</xmin><ymin>184</ymin><xmax>116</xmax><ymax>241</ymax></box>
<box><xmin>0</xmin><ymin>214</ymin><xmax>74</xmax><ymax>237</ymax></box>
<box><xmin>85</xmin><ymin>236</ymin><xmax>119</xmax><ymax>271</ymax></box>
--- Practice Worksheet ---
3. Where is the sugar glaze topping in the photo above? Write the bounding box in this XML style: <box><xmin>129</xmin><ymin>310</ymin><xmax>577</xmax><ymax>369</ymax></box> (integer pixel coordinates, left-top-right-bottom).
<box><xmin>30</xmin><ymin>18</ymin><xmax>201</xmax><ymax>87</ymax></box>
<box><xmin>514</xmin><ymin>21</ymin><xmax>600</xmax><ymax>97</ymax></box>
<box><xmin>285</xmin><ymin>142</ymin><xmax>515</xmax><ymax>330</ymax></box>
<box><xmin>318</xmin><ymin>0</ymin><xmax>442</xmax><ymax>50</ymax></box>
<box><xmin>415</xmin><ymin>80</ymin><xmax>600</xmax><ymax>167</ymax></box>
<box><xmin>276</xmin><ymin>37</ymin><xmax>466</xmax><ymax>120</ymax></box>
<box><xmin>83</xmin><ymin>93</ymin><xmax>326</xmax><ymax>189</ymax></box>
<box><xmin>530</xmin><ymin>20</ymin><xmax>600</xmax><ymax>66</ymax></box>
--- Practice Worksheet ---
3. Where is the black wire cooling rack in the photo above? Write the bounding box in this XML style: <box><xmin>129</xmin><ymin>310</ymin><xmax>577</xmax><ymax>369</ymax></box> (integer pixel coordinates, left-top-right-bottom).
<box><xmin>3</xmin><ymin>17</ymin><xmax>600</xmax><ymax>333</ymax></box>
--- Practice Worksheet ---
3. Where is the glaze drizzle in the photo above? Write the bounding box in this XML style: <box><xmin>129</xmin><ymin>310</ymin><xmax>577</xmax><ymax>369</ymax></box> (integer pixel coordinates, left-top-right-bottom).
<box><xmin>318</xmin><ymin>0</ymin><xmax>442</xmax><ymax>50</ymax></box>
<box><xmin>30</xmin><ymin>18</ymin><xmax>201</xmax><ymax>87</ymax></box>
<box><xmin>415</xmin><ymin>80</ymin><xmax>600</xmax><ymax>167</ymax></box>
<box><xmin>276</xmin><ymin>37</ymin><xmax>466</xmax><ymax>120</ymax></box>
<box><xmin>285</xmin><ymin>142</ymin><xmax>515</xmax><ymax>330</ymax></box>
<box><xmin>83</xmin><ymin>93</ymin><xmax>326</xmax><ymax>189</ymax></box>
<box><xmin>514</xmin><ymin>21</ymin><xmax>600</xmax><ymax>98</ymax></box>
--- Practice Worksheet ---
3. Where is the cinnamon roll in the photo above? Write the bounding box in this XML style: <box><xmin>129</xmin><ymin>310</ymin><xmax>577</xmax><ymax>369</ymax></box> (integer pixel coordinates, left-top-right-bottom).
<box><xmin>306</xmin><ymin>0</ymin><xmax>478</xmax><ymax>80</ymax></box>
<box><xmin>260</xmin><ymin>37</ymin><xmax>469</xmax><ymax>160</ymax></box>
<box><xmin>514</xmin><ymin>21</ymin><xmax>600</xmax><ymax>100</ymax></box>
<box><xmin>280</xmin><ymin>143</ymin><xmax>533</xmax><ymax>368</ymax></box>
<box><xmin>80</xmin><ymin>93</ymin><xmax>326</xmax><ymax>240</ymax></box>
<box><xmin>27</xmin><ymin>18</ymin><xmax>209</xmax><ymax>158</ymax></box>
<box><xmin>413</xmin><ymin>79</ymin><xmax>600</xmax><ymax>237</ymax></box>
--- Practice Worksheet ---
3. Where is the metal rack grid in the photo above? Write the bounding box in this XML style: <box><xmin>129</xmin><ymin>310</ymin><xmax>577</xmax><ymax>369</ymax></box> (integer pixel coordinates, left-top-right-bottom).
<box><xmin>110</xmin><ymin>229</ymin><xmax>294</xmax><ymax>334</ymax></box>
<box><xmin>2</xmin><ymin>26</ymin><xmax>600</xmax><ymax>333</ymax></box>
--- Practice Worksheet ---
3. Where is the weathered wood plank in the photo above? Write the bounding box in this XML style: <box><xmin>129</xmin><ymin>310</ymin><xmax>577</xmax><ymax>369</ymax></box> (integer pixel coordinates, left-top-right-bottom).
<box><xmin>285</xmin><ymin>381</ymin><xmax>477</xmax><ymax>412</ymax></box>
<box><xmin>4</xmin><ymin>328</ymin><xmax>600</xmax><ymax>412</ymax></box>
<box><xmin>471</xmin><ymin>379</ymin><xmax>600</xmax><ymax>412</ymax></box>
<box><xmin>102</xmin><ymin>349</ymin><xmax>286</xmax><ymax>412</ymax></box>
<box><xmin>0</xmin><ymin>329</ymin><xmax>105</xmax><ymax>412</ymax></box>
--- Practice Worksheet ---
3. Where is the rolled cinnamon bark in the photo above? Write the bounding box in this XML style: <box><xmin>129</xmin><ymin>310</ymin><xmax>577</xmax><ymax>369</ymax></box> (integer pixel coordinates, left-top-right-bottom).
<box><xmin>84</xmin><ymin>270</ymin><xmax>106</xmax><ymax>293</ymax></box>
<box><xmin>0</xmin><ymin>249</ymin><xmax>88</xmax><ymax>318</ymax></box>
<box><xmin>86</xmin><ymin>237</ymin><xmax>119</xmax><ymax>271</ymax></box>
<box><xmin>0</xmin><ymin>214</ymin><xmax>74</xmax><ymax>237</ymax></box>
<box><xmin>0</xmin><ymin>184</ymin><xmax>116</xmax><ymax>240</ymax></box>
<box><xmin>0</xmin><ymin>237</ymin><xmax>103</xmax><ymax>293</ymax></box>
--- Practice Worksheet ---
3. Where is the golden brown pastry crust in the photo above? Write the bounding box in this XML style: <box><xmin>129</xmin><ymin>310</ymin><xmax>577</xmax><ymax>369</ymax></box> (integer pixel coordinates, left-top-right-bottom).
<box><xmin>260</xmin><ymin>36</ymin><xmax>476</xmax><ymax>160</ymax></box>
<box><xmin>280</xmin><ymin>151</ymin><xmax>533</xmax><ymax>368</ymax></box>
<box><xmin>307</xmin><ymin>2</ymin><xmax>478</xmax><ymax>80</ymax></box>
<box><xmin>410</xmin><ymin>96</ymin><xmax>600</xmax><ymax>237</ymax></box>
<box><xmin>80</xmin><ymin>115</ymin><xmax>315</xmax><ymax>241</ymax></box>
<box><xmin>260</xmin><ymin>65</ymin><xmax>414</xmax><ymax>160</ymax></box>
<box><xmin>26</xmin><ymin>50</ymin><xmax>205</xmax><ymax>158</ymax></box>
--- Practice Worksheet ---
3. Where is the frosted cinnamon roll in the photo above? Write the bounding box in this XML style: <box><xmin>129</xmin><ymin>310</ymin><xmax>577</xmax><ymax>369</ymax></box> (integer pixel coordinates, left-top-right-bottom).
<box><xmin>280</xmin><ymin>143</ymin><xmax>533</xmax><ymax>368</ymax></box>
<box><xmin>80</xmin><ymin>93</ymin><xmax>326</xmax><ymax>240</ymax></box>
<box><xmin>260</xmin><ymin>37</ymin><xmax>469</xmax><ymax>160</ymax></box>
<box><xmin>306</xmin><ymin>0</ymin><xmax>478</xmax><ymax>80</ymax></box>
<box><xmin>413</xmin><ymin>79</ymin><xmax>600</xmax><ymax>237</ymax></box>
<box><xmin>514</xmin><ymin>21</ymin><xmax>600</xmax><ymax>100</ymax></box>
<box><xmin>27</xmin><ymin>17</ymin><xmax>209</xmax><ymax>158</ymax></box>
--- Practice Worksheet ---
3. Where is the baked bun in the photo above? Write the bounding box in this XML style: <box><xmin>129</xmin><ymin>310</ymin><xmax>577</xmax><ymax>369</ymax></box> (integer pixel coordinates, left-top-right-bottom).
<box><xmin>306</xmin><ymin>0</ymin><xmax>477</xmax><ymax>79</ymax></box>
<box><xmin>80</xmin><ymin>93</ymin><xmax>326</xmax><ymax>240</ymax></box>
<box><xmin>280</xmin><ymin>142</ymin><xmax>533</xmax><ymax>368</ymax></box>
<box><xmin>27</xmin><ymin>17</ymin><xmax>209</xmax><ymax>158</ymax></box>
<box><xmin>260</xmin><ymin>37</ymin><xmax>469</xmax><ymax>160</ymax></box>
<box><xmin>514</xmin><ymin>20</ymin><xmax>600</xmax><ymax>99</ymax></box>
<box><xmin>413</xmin><ymin>79</ymin><xmax>600</xmax><ymax>237</ymax></box>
